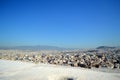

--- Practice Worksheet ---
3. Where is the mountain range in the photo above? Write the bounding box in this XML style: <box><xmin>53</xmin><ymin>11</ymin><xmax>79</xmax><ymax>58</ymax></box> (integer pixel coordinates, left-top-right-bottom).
<box><xmin>0</xmin><ymin>45</ymin><xmax>71</xmax><ymax>51</ymax></box>
<box><xmin>0</xmin><ymin>45</ymin><xmax>119</xmax><ymax>51</ymax></box>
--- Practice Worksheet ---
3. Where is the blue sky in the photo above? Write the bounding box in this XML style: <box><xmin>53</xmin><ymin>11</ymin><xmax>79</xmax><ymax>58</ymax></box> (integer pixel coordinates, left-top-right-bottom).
<box><xmin>0</xmin><ymin>0</ymin><xmax>120</xmax><ymax>48</ymax></box>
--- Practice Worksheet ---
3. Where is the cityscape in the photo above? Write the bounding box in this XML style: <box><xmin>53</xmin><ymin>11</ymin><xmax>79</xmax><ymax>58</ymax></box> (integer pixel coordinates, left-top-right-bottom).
<box><xmin>0</xmin><ymin>0</ymin><xmax>120</xmax><ymax>80</ymax></box>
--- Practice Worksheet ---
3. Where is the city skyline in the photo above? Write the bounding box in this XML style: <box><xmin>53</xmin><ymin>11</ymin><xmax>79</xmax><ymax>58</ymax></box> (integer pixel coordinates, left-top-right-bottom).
<box><xmin>0</xmin><ymin>0</ymin><xmax>120</xmax><ymax>48</ymax></box>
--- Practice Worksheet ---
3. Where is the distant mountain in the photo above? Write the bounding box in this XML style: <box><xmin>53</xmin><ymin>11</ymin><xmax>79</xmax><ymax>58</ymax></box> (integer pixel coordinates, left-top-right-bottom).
<box><xmin>0</xmin><ymin>45</ymin><xmax>74</xmax><ymax>51</ymax></box>
<box><xmin>96</xmin><ymin>46</ymin><xmax>116</xmax><ymax>49</ymax></box>
<box><xmin>0</xmin><ymin>45</ymin><xmax>65</xmax><ymax>50</ymax></box>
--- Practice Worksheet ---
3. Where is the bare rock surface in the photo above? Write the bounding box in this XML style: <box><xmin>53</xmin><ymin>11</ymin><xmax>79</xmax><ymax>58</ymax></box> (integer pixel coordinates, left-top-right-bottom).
<box><xmin>0</xmin><ymin>60</ymin><xmax>120</xmax><ymax>80</ymax></box>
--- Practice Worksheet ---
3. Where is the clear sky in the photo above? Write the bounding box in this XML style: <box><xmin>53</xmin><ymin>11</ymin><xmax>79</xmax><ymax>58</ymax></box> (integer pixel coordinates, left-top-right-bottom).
<box><xmin>0</xmin><ymin>0</ymin><xmax>120</xmax><ymax>48</ymax></box>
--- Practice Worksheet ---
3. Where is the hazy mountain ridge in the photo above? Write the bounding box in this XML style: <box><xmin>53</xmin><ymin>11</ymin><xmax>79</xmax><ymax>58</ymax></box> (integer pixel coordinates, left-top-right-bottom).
<box><xmin>96</xmin><ymin>46</ymin><xmax>116</xmax><ymax>49</ymax></box>
<box><xmin>0</xmin><ymin>45</ymin><xmax>75</xmax><ymax>51</ymax></box>
<box><xmin>0</xmin><ymin>45</ymin><xmax>119</xmax><ymax>51</ymax></box>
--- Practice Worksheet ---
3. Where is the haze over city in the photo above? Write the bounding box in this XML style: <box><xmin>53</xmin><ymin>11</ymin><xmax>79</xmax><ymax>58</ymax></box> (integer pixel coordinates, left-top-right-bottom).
<box><xmin>0</xmin><ymin>0</ymin><xmax>120</xmax><ymax>48</ymax></box>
